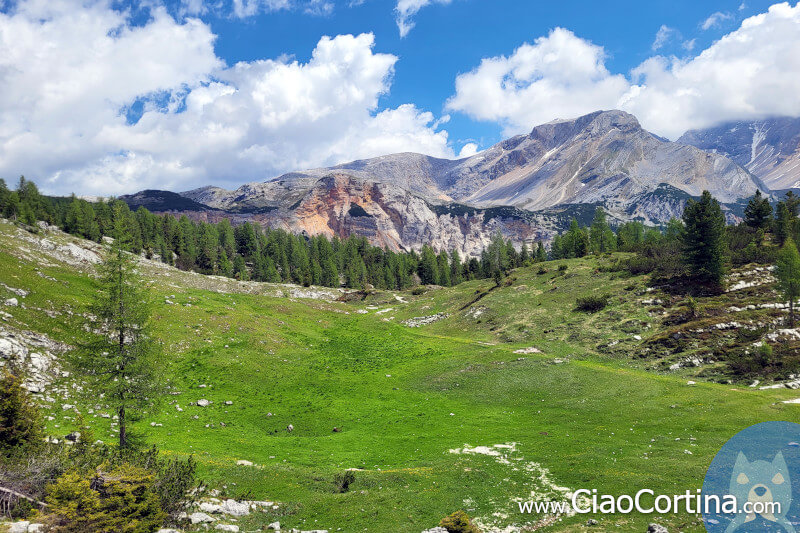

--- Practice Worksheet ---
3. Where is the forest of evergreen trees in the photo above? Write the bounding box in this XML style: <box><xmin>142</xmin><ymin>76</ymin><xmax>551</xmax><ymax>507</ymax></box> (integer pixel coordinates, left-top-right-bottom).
<box><xmin>0</xmin><ymin>177</ymin><xmax>546</xmax><ymax>290</ymax></box>
<box><xmin>1</xmin><ymin>176</ymin><xmax>792</xmax><ymax>291</ymax></box>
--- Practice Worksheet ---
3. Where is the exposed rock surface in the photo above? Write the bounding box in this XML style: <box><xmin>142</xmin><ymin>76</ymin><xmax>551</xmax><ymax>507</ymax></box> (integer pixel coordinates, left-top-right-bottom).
<box><xmin>679</xmin><ymin>116</ymin><xmax>800</xmax><ymax>190</ymax></box>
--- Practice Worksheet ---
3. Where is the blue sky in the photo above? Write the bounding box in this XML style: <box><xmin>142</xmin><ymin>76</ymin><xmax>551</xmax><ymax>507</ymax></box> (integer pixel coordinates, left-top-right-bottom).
<box><xmin>0</xmin><ymin>0</ymin><xmax>798</xmax><ymax>195</ymax></box>
<box><xmin>196</xmin><ymin>0</ymin><xmax>776</xmax><ymax>148</ymax></box>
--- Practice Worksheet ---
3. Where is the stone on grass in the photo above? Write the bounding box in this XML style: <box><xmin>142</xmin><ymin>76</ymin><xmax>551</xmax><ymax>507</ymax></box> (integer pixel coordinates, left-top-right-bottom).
<box><xmin>236</xmin><ymin>459</ymin><xmax>253</xmax><ymax>466</ymax></box>
<box><xmin>8</xmin><ymin>521</ymin><xmax>29</xmax><ymax>533</ymax></box>
<box><xmin>197</xmin><ymin>399</ymin><xmax>211</xmax><ymax>407</ymax></box>
<box><xmin>189</xmin><ymin>511</ymin><xmax>216</xmax><ymax>524</ymax></box>
<box><xmin>267</xmin><ymin>522</ymin><xmax>281</xmax><ymax>530</ymax></box>
<box><xmin>647</xmin><ymin>524</ymin><xmax>668</xmax><ymax>533</ymax></box>
<box><xmin>220</xmin><ymin>498</ymin><xmax>250</xmax><ymax>516</ymax></box>
<box><xmin>215</xmin><ymin>525</ymin><xmax>239</xmax><ymax>532</ymax></box>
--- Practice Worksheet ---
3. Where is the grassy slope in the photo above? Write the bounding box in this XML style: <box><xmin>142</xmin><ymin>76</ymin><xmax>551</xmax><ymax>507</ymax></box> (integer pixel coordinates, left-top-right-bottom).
<box><xmin>1</xmin><ymin>220</ymin><xmax>798</xmax><ymax>532</ymax></box>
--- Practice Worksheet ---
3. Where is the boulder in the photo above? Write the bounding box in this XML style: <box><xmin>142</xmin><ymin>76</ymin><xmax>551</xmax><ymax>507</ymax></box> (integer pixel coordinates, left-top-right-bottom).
<box><xmin>189</xmin><ymin>512</ymin><xmax>216</xmax><ymax>524</ymax></box>
<box><xmin>220</xmin><ymin>498</ymin><xmax>250</xmax><ymax>516</ymax></box>
<box><xmin>4</xmin><ymin>297</ymin><xmax>18</xmax><ymax>307</ymax></box>
<box><xmin>421</xmin><ymin>528</ymin><xmax>448</xmax><ymax>533</ymax></box>
<box><xmin>7</xmin><ymin>521</ymin><xmax>29</xmax><ymax>533</ymax></box>
<box><xmin>267</xmin><ymin>522</ymin><xmax>281</xmax><ymax>531</ymax></box>
<box><xmin>214</xmin><ymin>526</ymin><xmax>239</xmax><ymax>532</ymax></box>
<box><xmin>647</xmin><ymin>524</ymin><xmax>669</xmax><ymax>533</ymax></box>
<box><xmin>236</xmin><ymin>460</ymin><xmax>253</xmax><ymax>466</ymax></box>
<box><xmin>197</xmin><ymin>399</ymin><xmax>211</xmax><ymax>407</ymax></box>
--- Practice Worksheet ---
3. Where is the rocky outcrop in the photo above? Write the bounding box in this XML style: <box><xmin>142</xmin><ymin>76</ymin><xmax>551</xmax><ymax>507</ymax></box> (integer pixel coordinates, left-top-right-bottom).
<box><xmin>154</xmin><ymin>110</ymin><xmax>765</xmax><ymax>251</ymax></box>
<box><xmin>679</xmin><ymin>116</ymin><xmax>800</xmax><ymax>190</ymax></box>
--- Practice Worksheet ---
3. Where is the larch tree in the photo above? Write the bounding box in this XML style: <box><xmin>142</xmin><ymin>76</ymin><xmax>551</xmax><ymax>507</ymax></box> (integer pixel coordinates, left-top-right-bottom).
<box><xmin>72</xmin><ymin>204</ymin><xmax>163</xmax><ymax>448</ymax></box>
<box><xmin>776</xmin><ymin>237</ymin><xmax>800</xmax><ymax>327</ymax></box>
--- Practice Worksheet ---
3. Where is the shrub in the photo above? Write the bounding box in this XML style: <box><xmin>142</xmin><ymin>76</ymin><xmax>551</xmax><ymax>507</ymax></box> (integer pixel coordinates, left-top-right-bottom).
<box><xmin>440</xmin><ymin>510</ymin><xmax>480</xmax><ymax>533</ymax></box>
<box><xmin>334</xmin><ymin>470</ymin><xmax>355</xmax><ymax>493</ymax></box>
<box><xmin>46</xmin><ymin>464</ymin><xmax>166</xmax><ymax>533</ymax></box>
<box><xmin>575</xmin><ymin>294</ymin><xmax>611</xmax><ymax>312</ymax></box>
<box><xmin>0</xmin><ymin>371</ymin><xmax>43</xmax><ymax>456</ymax></box>
<box><xmin>411</xmin><ymin>287</ymin><xmax>427</xmax><ymax>295</ymax></box>
<box><xmin>537</xmin><ymin>266</ymin><xmax>548</xmax><ymax>275</ymax></box>
<box><xmin>558</xmin><ymin>264</ymin><xmax>568</xmax><ymax>272</ymax></box>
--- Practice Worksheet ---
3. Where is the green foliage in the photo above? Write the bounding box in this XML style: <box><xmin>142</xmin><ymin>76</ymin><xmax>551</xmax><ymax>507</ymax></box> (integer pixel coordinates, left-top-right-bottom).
<box><xmin>72</xmin><ymin>228</ymin><xmax>163</xmax><ymax>448</ymax></box>
<box><xmin>776</xmin><ymin>237</ymin><xmax>800</xmax><ymax>326</ymax></box>
<box><xmin>575</xmin><ymin>294</ymin><xmax>611</xmax><ymax>312</ymax></box>
<box><xmin>333</xmin><ymin>470</ymin><xmax>356</xmax><ymax>493</ymax></box>
<box><xmin>439</xmin><ymin>510</ymin><xmax>481</xmax><ymax>533</ymax></box>
<box><xmin>46</xmin><ymin>464</ymin><xmax>167</xmax><ymax>533</ymax></box>
<box><xmin>0</xmin><ymin>371</ymin><xmax>43</xmax><ymax>456</ymax></box>
<box><xmin>744</xmin><ymin>190</ymin><xmax>772</xmax><ymax>229</ymax></box>
<box><xmin>681</xmin><ymin>190</ymin><xmax>727</xmax><ymax>288</ymax></box>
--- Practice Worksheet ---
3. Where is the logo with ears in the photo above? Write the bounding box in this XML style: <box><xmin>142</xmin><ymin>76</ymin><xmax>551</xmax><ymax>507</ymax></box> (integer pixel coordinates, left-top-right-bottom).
<box><xmin>725</xmin><ymin>451</ymin><xmax>795</xmax><ymax>533</ymax></box>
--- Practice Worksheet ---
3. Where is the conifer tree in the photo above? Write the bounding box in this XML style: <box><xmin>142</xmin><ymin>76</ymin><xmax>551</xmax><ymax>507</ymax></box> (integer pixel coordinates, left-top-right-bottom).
<box><xmin>776</xmin><ymin>237</ymin><xmax>800</xmax><ymax>327</ymax></box>
<box><xmin>0</xmin><ymin>370</ymin><xmax>43</xmax><ymax>455</ymax></box>
<box><xmin>72</xmin><ymin>206</ymin><xmax>163</xmax><ymax>448</ymax></box>
<box><xmin>743</xmin><ymin>190</ymin><xmax>772</xmax><ymax>229</ymax></box>
<box><xmin>681</xmin><ymin>190</ymin><xmax>727</xmax><ymax>287</ymax></box>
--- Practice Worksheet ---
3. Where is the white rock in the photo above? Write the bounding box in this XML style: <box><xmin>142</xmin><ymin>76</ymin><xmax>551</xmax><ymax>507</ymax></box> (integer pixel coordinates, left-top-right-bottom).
<box><xmin>156</xmin><ymin>529</ymin><xmax>183</xmax><ymax>533</ymax></box>
<box><xmin>225</xmin><ymin>401</ymin><xmax>233</xmax><ymax>405</ymax></box>
<box><xmin>7</xmin><ymin>521</ymin><xmax>29</xmax><ymax>533</ymax></box>
<box><xmin>267</xmin><ymin>522</ymin><xmax>281</xmax><ymax>531</ymax></box>
<box><xmin>190</xmin><ymin>512</ymin><xmax>216</xmax><ymax>524</ymax></box>
<box><xmin>197</xmin><ymin>399</ymin><xmax>211</xmax><ymax>407</ymax></box>
<box><xmin>220</xmin><ymin>499</ymin><xmax>250</xmax><ymax>517</ymax></box>
<box><xmin>27</xmin><ymin>525</ymin><xmax>44</xmax><ymax>533</ymax></box>
<box><xmin>215</xmin><ymin>526</ymin><xmax>239</xmax><ymax>532</ymax></box>
<box><xmin>4</xmin><ymin>297</ymin><xmax>18</xmax><ymax>307</ymax></box>
<box><xmin>236</xmin><ymin>460</ymin><xmax>253</xmax><ymax>466</ymax></box>
<box><xmin>200</xmin><ymin>502</ymin><xmax>223</xmax><ymax>513</ymax></box>
<box><xmin>421</xmin><ymin>528</ymin><xmax>448</xmax><ymax>533</ymax></box>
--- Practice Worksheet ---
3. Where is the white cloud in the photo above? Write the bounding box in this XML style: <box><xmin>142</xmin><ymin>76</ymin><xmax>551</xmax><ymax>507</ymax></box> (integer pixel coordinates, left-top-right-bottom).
<box><xmin>652</xmin><ymin>25</ymin><xmax>676</xmax><ymax>50</ymax></box>
<box><xmin>231</xmin><ymin>0</ymin><xmax>291</xmax><ymax>17</ymax></box>
<box><xmin>447</xmin><ymin>3</ymin><xmax>800</xmax><ymax>140</ymax></box>
<box><xmin>458</xmin><ymin>142</ymin><xmax>478</xmax><ymax>158</ymax></box>
<box><xmin>701</xmin><ymin>11</ymin><xmax>733</xmax><ymax>30</ymax></box>
<box><xmin>395</xmin><ymin>0</ymin><xmax>451</xmax><ymax>37</ymax></box>
<box><xmin>0</xmin><ymin>1</ymin><xmax>452</xmax><ymax>195</ymax></box>
<box><xmin>445</xmin><ymin>28</ymin><xmax>630</xmax><ymax>136</ymax></box>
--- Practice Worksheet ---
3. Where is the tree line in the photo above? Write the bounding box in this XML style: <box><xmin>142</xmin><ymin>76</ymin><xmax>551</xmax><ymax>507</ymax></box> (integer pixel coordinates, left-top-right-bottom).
<box><xmin>0</xmin><ymin>177</ymin><xmax>551</xmax><ymax>289</ymax></box>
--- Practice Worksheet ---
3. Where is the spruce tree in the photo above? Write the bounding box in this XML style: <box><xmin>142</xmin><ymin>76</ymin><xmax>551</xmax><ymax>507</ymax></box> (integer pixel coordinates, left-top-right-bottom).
<box><xmin>418</xmin><ymin>246</ymin><xmax>439</xmax><ymax>285</ymax></box>
<box><xmin>681</xmin><ymin>190</ymin><xmax>727</xmax><ymax>287</ymax></box>
<box><xmin>776</xmin><ymin>238</ymin><xmax>800</xmax><ymax>327</ymax></box>
<box><xmin>72</xmin><ymin>207</ymin><xmax>163</xmax><ymax>448</ymax></box>
<box><xmin>0</xmin><ymin>371</ymin><xmax>43</xmax><ymax>455</ymax></box>
<box><xmin>743</xmin><ymin>190</ymin><xmax>772</xmax><ymax>229</ymax></box>
<box><xmin>535</xmin><ymin>242</ymin><xmax>547</xmax><ymax>262</ymax></box>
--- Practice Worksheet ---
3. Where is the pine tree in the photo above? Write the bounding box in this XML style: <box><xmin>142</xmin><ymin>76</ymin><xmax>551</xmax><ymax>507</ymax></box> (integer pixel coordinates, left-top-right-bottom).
<box><xmin>233</xmin><ymin>255</ymin><xmax>249</xmax><ymax>281</ymax></box>
<box><xmin>681</xmin><ymin>190</ymin><xmax>727</xmax><ymax>287</ymax></box>
<box><xmin>776</xmin><ymin>238</ymin><xmax>800</xmax><ymax>327</ymax></box>
<box><xmin>535</xmin><ymin>242</ymin><xmax>547</xmax><ymax>262</ymax></box>
<box><xmin>418</xmin><ymin>245</ymin><xmax>439</xmax><ymax>285</ymax></box>
<box><xmin>775</xmin><ymin>201</ymin><xmax>793</xmax><ymax>245</ymax></box>
<box><xmin>450</xmin><ymin>249</ymin><xmax>463</xmax><ymax>285</ymax></box>
<box><xmin>743</xmin><ymin>190</ymin><xmax>772</xmax><ymax>229</ymax></box>
<box><xmin>437</xmin><ymin>251</ymin><xmax>451</xmax><ymax>287</ymax></box>
<box><xmin>72</xmin><ymin>211</ymin><xmax>163</xmax><ymax>448</ymax></box>
<box><xmin>590</xmin><ymin>207</ymin><xmax>611</xmax><ymax>253</ymax></box>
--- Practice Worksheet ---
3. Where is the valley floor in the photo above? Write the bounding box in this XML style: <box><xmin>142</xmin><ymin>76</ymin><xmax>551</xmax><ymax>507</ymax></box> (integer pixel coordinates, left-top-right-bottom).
<box><xmin>1</xmin><ymin>220</ymin><xmax>798</xmax><ymax>532</ymax></box>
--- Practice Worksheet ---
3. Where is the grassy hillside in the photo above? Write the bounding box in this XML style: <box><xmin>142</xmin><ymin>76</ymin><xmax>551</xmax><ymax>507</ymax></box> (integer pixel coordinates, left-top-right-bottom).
<box><xmin>1</xmin><ymin>220</ymin><xmax>798</xmax><ymax>532</ymax></box>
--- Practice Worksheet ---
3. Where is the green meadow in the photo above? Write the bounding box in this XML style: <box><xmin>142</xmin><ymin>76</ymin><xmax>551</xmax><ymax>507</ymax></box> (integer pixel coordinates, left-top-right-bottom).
<box><xmin>1</xmin><ymin>220</ymin><xmax>798</xmax><ymax>532</ymax></box>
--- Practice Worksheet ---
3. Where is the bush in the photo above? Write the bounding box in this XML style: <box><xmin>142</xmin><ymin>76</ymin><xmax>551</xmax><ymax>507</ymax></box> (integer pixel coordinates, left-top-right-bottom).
<box><xmin>575</xmin><ymin>294</ymin><xmax>611</xmax><ymax>312</ymax></box>
<box><xmin>46</xmin><ymin>464</ymin><xmax>166</xmax><ymax>533</ymax></box>
<box><xmin>558</xmin><ymin>264</ymin><xmax>568</xmax><ymax>272</ymax></box>
<box><xmin>333</xmin><ymin>470</ymin><xmax>355</xmax><ymax>493</ymax></box>
<box><xmin>411</xmin><ymin>286</ymin><xmax>427</xmax><ymax>295</ymax></box>
<box><xmin>440</xmin><ymin>510</ymin><xmax>481</xmax><ymax>533</ymax></box>
<box><xmin>537</xmin><ymin>266</ymin><xmax>548</xmax><ymax>275</ymax></box>
<box><xmin>0</xmin><ymin>370</ymin><xmax>43</xmax><ymax>456</ymax></box>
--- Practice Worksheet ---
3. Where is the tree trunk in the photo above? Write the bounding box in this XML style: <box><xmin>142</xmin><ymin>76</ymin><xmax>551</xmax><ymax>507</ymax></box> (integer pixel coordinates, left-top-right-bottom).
<box><xmin>118</xmin><ymin>405</ymin><xmax>126</xmax><ymax>448</ymax></box>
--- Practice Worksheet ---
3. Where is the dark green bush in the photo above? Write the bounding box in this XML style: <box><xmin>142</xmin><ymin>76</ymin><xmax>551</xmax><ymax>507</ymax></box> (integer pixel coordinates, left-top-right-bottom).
<box><xmin>411</xmin><ymin>286</ymin><xmax>426</xmax><ymax>295</ymax></box>
<box><xmin>440</xmin><ymin>510</ymin><xmax>480</xmax><ymax>533</ymax></box>
<box><xmin>334</xmin><ymin>470</ymin><xmax>355</xmax><ymax>493</ymax></box>
<box><xmin>575</xmin><ymin>294</ymin><xmax>611</xmax><ymax>312</ymax></box>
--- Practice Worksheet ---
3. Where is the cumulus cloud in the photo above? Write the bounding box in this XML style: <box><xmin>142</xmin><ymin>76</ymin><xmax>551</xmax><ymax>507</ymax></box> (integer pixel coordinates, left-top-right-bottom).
<box><xmin>458</xmin><ymin>142</ymin><xmax>478</xmax><ymax>158</ymax></box>
<box><xmin>395</xmin><ymin>0</ymin><xmax>451</xmax><ymax>37</ymax></box>
<box><xmin>445</xmin><ymin>28</ymin><xmax>630</xmax><ymax>136</ymax></box>
<box><xmin>447</xmin><ymin>2</ymin><xmax>800</xmax><ymax>139</ymax></box>
<box><xmin>0</xmin><ymin>1</ymin><xmax>451</xmax><ymax>195</ymax></box>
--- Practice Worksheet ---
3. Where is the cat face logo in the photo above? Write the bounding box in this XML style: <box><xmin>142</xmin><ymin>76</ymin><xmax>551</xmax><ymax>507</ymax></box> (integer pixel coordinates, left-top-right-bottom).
<box><xmin>725</xmin><ymin>451</ymin><xmax>795</xmax><ymax>533</ymax></box>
